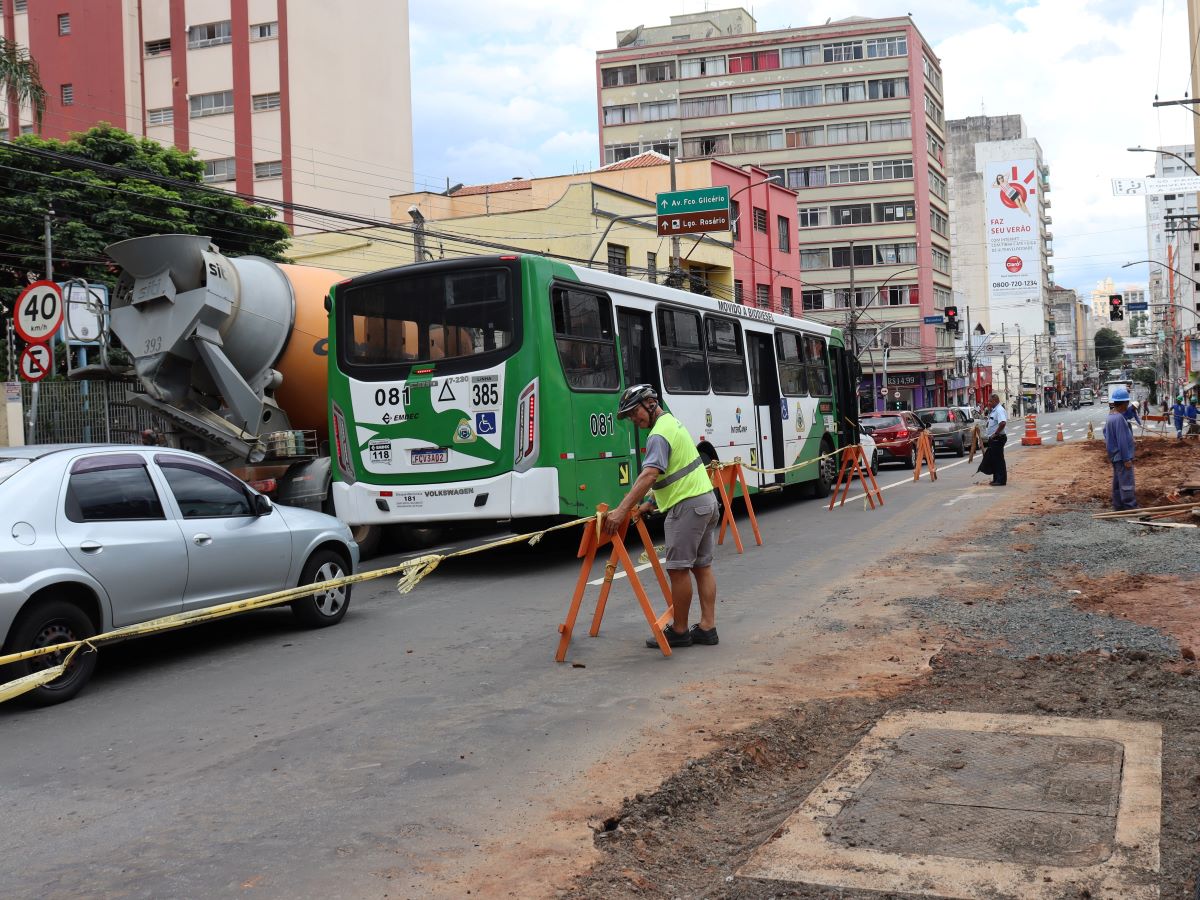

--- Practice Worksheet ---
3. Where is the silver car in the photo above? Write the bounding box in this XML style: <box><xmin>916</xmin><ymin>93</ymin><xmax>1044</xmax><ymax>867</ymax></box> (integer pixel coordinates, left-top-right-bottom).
<box><xmin>0</xmin><ymin>445</ymin><xmax>359</xmax><ymax>706</ymax></box>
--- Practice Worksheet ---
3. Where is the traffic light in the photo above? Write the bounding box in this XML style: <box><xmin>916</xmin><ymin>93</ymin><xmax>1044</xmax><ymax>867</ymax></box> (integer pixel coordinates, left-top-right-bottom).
<box><xmin>1109</xmin><ymin>294</ymin><xmax>1124</xmax><ymax>321</ymax></box>
<box><xmin>944</xmin><ymin>305</ymin><xmax>959</xmax><ymax>332</ymax></box>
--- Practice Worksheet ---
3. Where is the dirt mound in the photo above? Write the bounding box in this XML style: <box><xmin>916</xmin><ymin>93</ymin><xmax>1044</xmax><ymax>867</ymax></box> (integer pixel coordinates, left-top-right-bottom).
<box><xmin>1072</xmin><ymin>437</ymin><xmax>1200</xmax><ymax>508</ymax></box>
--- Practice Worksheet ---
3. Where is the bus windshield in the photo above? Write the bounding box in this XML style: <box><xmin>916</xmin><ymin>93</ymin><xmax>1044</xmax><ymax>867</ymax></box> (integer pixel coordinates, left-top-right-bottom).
<box><xmin>339</xmin><ymin>264</ymin><xmax>517</xmax><ymax>372</ymax></box>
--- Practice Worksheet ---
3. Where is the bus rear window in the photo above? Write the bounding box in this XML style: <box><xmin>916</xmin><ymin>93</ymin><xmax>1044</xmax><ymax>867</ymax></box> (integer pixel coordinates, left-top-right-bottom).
<box><xmin>340</xmin><ymin>266</ymin><xmax>515</xmax><ymax>369</ymax></box>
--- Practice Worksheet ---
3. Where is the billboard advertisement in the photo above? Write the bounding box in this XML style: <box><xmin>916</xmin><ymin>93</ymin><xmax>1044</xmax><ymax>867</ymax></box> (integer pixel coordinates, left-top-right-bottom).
<box><xmin>985</xmin><ymin>160</ymin><xmax>1041</xmax><ymax>305</ymax></box>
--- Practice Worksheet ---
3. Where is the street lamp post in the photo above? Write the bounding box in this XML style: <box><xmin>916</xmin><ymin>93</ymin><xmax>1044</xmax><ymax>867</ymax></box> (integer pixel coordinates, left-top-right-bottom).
<box><xmin>1127</xmin><ymin>146</ymin><xmax>1200</xmax><ymax>177</ymax></box>
<box><xmin>1123</xmin><ymin>260</ymin><xmax>1200</xmax><ymax>395</ymax></box>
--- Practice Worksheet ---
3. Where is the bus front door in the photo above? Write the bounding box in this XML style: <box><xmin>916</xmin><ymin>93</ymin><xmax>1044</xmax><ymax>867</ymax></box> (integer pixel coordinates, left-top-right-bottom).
<box><xmin>747</xmin><ymin>332</ymin><xmax>785</xmax><ymax>489</ymax></box>
<box><xmin>618</xmin><ymin>309</ymin><xmax>660</xmax><ymax>468</ymax></box>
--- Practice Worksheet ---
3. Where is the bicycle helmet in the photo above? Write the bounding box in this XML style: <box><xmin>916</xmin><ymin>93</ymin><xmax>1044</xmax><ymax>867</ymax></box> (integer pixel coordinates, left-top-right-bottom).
<box><xmin>617</xmin><ymin>384</ymin><xmax>658</xmax><ymax>419</ymax></box>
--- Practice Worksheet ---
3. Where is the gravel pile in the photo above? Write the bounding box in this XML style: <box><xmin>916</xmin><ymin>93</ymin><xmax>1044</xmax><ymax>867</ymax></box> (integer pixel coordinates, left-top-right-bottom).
<box><xmin>898</xmin><ymin>510</ymin><xmax>1183</xmax><ymax>658</ymax></box>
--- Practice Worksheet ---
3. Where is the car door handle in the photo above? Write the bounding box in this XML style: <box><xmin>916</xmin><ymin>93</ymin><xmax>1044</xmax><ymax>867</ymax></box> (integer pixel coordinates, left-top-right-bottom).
<box><xmin>80</xmin><ymin>540</ymin><xmax>103</xmax><ymax>554</ymax></box>
<box><xmin>192</xmin><ymin>533</ymin><xmax>212</xmax><ymax>546</ymax></box>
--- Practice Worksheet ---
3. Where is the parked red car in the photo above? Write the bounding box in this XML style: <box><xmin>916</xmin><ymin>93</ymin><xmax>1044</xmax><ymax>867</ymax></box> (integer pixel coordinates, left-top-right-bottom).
<box><xmin>859</xmin><ymin>411</ymin><xmax>927</xmax><ymax>468</ymax></box>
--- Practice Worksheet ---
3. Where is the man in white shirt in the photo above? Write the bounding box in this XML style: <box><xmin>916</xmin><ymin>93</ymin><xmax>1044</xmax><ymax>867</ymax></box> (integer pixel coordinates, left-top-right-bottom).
<box><xmin>980</xmin><ymin>393</ymin><xmax>1008</xmax><ymax>486</ymax></box>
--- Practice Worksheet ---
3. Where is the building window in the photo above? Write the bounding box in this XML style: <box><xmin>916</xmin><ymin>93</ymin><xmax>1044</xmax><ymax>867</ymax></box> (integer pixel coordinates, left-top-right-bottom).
<box><xmin>753</xmin><ymin>208</ymin><xmax>768</xmax><ymax>233</ymax></box>
<box><xmin>60</xmin><ymin>84</ymin><xmax>73</xmax><ymax>106</ymax></box>
<box><xmin>876</xmin><ymin>201</ymin><xmax>915</xmax><ymax>222</ymax></box>
<box><xmin>785</xmin><ymin>125</ymin><xmax>825</xmax><ymax>149</ymax></box>
<box><xmin>144</xmin><ymin>38</ymin><xmax>171</xmax><ymax>56</ymax></box>
<box><xmin>647</xmin><ymin>252</ymin><xmax>657</xmax><ymax>281</ymax></box>
<box><xmin>728</xmin><ymin>50</ymin><xmax>779</xmax><ymax>73</ymax></box>
<box><xmin>831</xmin><ymin>204</ymin><xmax>872</xmax><ymax>226</ymax></box>
<box><xmin>828</xmin><ymin>163</ymin><xmax>869</xmax><ymax>185</ymax></box>
<box><xmin>866</xmin><ymin>36</ymin><xmax>907</xmax><ymax>58</ymax></box>
<box><xmin>929</xmin><ymin>171</ymin><xmax>947</xmax><ymax>199</ymax></box>
<box><xmin>603</xmin><ymin>104</ymin><xmax>637</xmax><ymax>125</ymax></box>
<box><xmin>681</xmin><ymin>134</ymin><xmax>729</xmax><ymax>158</ymax></box>
<box><xmin>930</xmin><ymin>209</ymin><xmax>948</xmax><ymax>235</ymax></box>
<box><xmin>642</xmin><ymin>138</ymin><xmax>677</xmax><ymax>157</ymax></box>
<box><xmin>870</xmin><ymin>118</ymin><xmax>911</xmax><ymax>141</ymax></box>
<box><xmin>782</xmin><ymin>85</ymin><xmax>823</xmax><ymax>108</ymax></box>
<box><xmin>780</xmin><ymin>287</ymin><xmax>794</xmax><ymax>315</ymax></box>
<box><xmin>802</xmin><ymin>289</ymin><xmax>826</xmax><ymax>311</ymax></box>
<box><xmin>203</xmin><ymin>157</ymin><xmax>237</xmax><ymax>183</ymax></box>
<box><xmin>190</xmin><ymin>90</ymin><xmax>235</xmax><ymax>118</ymax></box>
<box><xmin>777</xmin><ymin>215</ymin><xmax>790</xmax><ymax>252</ymax></box>
<box><xmin>250</xmin><ymin>21</ymin><xmax>278</xmax><ymax>40</ymax></box>
<box><xmin>19</xmin><ymin>124</ymin><xmax>33</xmax><ymax>134</ymax></box>
<box><xmin>679</xmin><ymin>55</ymin><xmax>726</xmax><ymax>77</ymax></box>
<box><xmin>827</xmin><ymin>122</ymin><xmax>868</xmax><ymax>145</ymax></box>
<box><xmin>187</xmin><ymin>21</ymin><xmax>232</xmax><ymax>49</ymax></box>
<box><xmin>924</xmin><ymin>95</ymin><xmax>944</xmax><ymax>126</ymax></box>
<box><xmin>787</xmin><ymin>166</ymin><xmax>827</xmax><ymax>189</ymax></box>
<box><xmin>730</xmin><ymin>130</ymin><xmax>784</xmax><ymax>152</ymax></box>
<box><xmin>800</xmin><ymin>248</ymin><xmax>830</xmax><ymax>269</ymax></box>
<box><xmin>58</xmin><ymin>13</ymin><xmax>70</xmax><ymax>35</ymax></box>
<box><xmin>601</xmin><ymin>65</ymin><xmax>637</xmax><ymax>87</ymax></box>
<box><xmin>823</xmin><ymin>41</ymin><xmax>863</xmax><ymax>62</ymax></box>
<box><xmin>868</xmin><ymin>77</ymin><xmax>909</xmax><ymax>100</ymax></box>
<box><xmin>781</xmin><ymin>45</ymin><xmax>821</xmax><ymax>67</ymax></box>
<box><xmin>603</xmin><ymin>142</ymin><xmax>638</xmax><ymax>164</ymax></box>
<box><xmin>875</xmin><ymin>242</ymin><xmax>918</xmax><ymax>265</ymax></box>
<box><xmin>641</xmin><ymin>100</ymin><xmax>677</xmax><ymax>121</ymax></box>
<box><xmin>872</xmin><ymin>158</ymin><xmax>914</xmax><ymax>181</ymax></box>
<box><xmin>734</xmin><ymin>280</ymin><xmax>744</xmax><ymax>304</ymax></box>
<box><xmin>147</xmin><ymin>106</ymin><xmax>174</xmax><ymax>126</ymax></box>
<box><xmin>638</xmin><ymin>61</ymin><xmax>676</xmax><ymax>83</ymax></box>
<box><xmin>833</xmin><ymin>287</ymin><xmax>872</xmax><ymax>308</ymax></box>
<box><xmin>884</xmin><ymin>284</ymin><xmax>918</xmax><ymax>305</ymax></box>
<box><xmin>798</xmin><ymin>207</ymin><xmax>826</xmax><ymax>228</ymax></box>
<box><xmin>14</xmin><ymin>0</ymin><xmax>26</xmax><ymax>12</ymax></box>
<box><xmin>254</xmin><ymin>160</ymin><xmax>283</xmax><ymax>179</ymax></box>
<box><xmin>926</xmin><ymin>130</ymin><xmax>945</xmax><ymax>162</ymax></box>
<box><xmin>832</xmin><ymin>245</ymin><xmax>874</xmax><ymax>268</ymax></box>
<box><xmin>680</xmin><ymin>95</ymin><xmax>728</xmax><ymax>118</ymax></box>
<box><xmin>730</xmin><ymin>200</ymin><xmax>741</xmax><ymax>240</ymax></box>
<box><xmin>731</xmin><ymin>89</ymin><xmax>782</xmax><ymax>113</ymax></box>
<box><xmin>606</xmin><ymin>244</ymin><xmax>628</xmax><ymax>276</ymax></box>
<box><xmin>922</xmin><ymin>55</ymin><xmax>943</xmax><ymax>92</ymax></box>
<box><xmin>825</xmin><ymin>81</ymin><xmax>866</xmax><ymax>103</ymax></box>
<box><xmin>252</xmin><ymin>92</ymin><xmax>281</xmax><ymax>112</ymax></box>
<box><xmin>756</xmin><ymin>284</ymin><xmax>770</xmax><ymax>308</ymax></box>
<box><xmin>932</xmin><ymin>247</ymin><xmax>950</xmax><ymax>272</ymax></box>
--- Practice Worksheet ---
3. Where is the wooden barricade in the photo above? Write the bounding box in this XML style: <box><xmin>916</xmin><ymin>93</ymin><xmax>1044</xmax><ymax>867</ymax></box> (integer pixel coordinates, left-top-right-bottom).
<box><xmin>828</xmin><ymin>444</ymin><xmax>884</xmax><ymax>510</ymax></box>
<box><xmin>1142</xmin><ymin>414</ymin><xmax>1168</xmax><ymax>436</ymax></box>
<box><xmin>967</xmin><ymin>425</ymin><xmax>984</xmax><ymax>463</ymax></box>
<box><xmin>710</xmin><ymin>461</ymin><xmax>763</xmax><ymax>552</ymax></box>
<box><xmin>555</xmin><ymin>504</ymin><xmax>674</xmax><ymax>661</ymax></box>
<box><xmin>913</xmin><ymin>430</ymin><xmax>938</xmax><ymax>481</ymax></box>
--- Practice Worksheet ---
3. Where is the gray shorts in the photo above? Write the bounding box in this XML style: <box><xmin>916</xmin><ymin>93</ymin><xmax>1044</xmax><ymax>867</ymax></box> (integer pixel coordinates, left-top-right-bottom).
<box><xmin>663</xmin><ymin>492</ymin><xmax>720</xmax><ymax>570</ymax></box>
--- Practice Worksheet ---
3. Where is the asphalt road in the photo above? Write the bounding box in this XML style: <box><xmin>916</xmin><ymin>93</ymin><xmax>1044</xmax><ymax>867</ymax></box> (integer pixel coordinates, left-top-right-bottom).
<box><xmin>0</xmin><ymin>404</ymin><xmax>1113</xmax><ymax>899</ymax></box>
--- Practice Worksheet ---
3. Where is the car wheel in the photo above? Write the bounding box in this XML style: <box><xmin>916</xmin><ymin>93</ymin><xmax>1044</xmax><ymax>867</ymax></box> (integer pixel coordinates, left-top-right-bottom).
<box><xmin>291</xmin><ymin>549</ymin><xmax>352</xmax><ymax>628</ymax></box>
<box><xmin>903</xmin><ymin>444</ymin><xmax>917</xmax><ymax>469</ymax></box>
<box><xmin>955</xmin><ymin>435</ymin><xmax>965</xmax><ymax>457</ymax></box>
<box><xmin>870</xmin><ymin>450</ymin><xmax>879</xmax><ymax>475</ymax></box>
<box><xmin>5</xmin><ymin>598</ymin><xmax>99</xmax><ymax>707</ymax></box>
<box><xmin>810</xmin><ymin>439</ymin><xmax>837</xmax><ymax>498</ymax></box>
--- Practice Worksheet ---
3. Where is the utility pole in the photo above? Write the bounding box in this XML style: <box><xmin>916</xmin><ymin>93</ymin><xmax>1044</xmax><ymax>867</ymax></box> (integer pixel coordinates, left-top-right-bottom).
<box><xmin>1016</xmin><ymin>325</ymin><xmax>1025</xmax><ymax>416</ymax></box>
<box><xmin>964</xmin><ymin>305</ymin><xmax>975</xmax><ymax>403</ymax></box>
<box><xmin>27</xmin><ymin>204</ymin><xmax>53</xmax><ymax>442</ymax></box>
<box><xmin>669</xmin><ymin>150</ymin><xmax>682</xmax><ymax>290</ymax></box>
<box><xmin>1001</xmin><ymin>323</ymin><xmax>1010</xmax><ymax>410</ymax></box>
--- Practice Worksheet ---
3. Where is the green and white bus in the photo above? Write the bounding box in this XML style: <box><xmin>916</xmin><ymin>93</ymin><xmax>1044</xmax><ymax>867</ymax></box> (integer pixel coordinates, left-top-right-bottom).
<box><xmin>327</xmin><ymin>255</ymin><xmax>859</xmax><ymax>528</ymax></box>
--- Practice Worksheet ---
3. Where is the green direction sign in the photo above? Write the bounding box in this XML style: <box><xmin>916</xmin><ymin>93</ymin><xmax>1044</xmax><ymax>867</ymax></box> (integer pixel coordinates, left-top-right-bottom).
<box><xmin>656</xmin><ymin>186</ymin><xmax>729</xmax><ymax>215</ymax></box>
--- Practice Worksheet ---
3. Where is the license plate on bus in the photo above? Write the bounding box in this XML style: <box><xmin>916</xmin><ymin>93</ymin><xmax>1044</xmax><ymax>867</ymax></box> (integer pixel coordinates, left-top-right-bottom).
<box><xmin>410</xmin><ymin>447</ymin><xmax>448</xmax><ymax>465</ymax></box>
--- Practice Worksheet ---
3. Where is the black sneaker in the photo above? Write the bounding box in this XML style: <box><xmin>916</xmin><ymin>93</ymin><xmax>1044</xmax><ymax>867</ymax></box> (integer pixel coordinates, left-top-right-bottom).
<box><xmin>690</xmin><ymin>624</ymin><xmax>719</xmax><ymax>645</ymax></box>
<box><xmin>646</xmin><ymin>626</ymin><xmax>692</xmax><ymax>648</ymax></box>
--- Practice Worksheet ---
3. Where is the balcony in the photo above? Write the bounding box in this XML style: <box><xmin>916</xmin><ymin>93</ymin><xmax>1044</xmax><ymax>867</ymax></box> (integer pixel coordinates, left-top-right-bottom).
<box><xmin>1043</xmin><ymin>215</ymin><xmax>1052</xmax><ymax>226</ymax></box>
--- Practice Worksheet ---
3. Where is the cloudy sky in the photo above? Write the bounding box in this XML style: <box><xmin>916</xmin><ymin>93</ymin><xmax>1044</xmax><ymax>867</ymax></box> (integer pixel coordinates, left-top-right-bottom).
<box><xmin>409</xmin><ymin>0</ymin><xmax>1194</xmax><ymax>299</ymax></box>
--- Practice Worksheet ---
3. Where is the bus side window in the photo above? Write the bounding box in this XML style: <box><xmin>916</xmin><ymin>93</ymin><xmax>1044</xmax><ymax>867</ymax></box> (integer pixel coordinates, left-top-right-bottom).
<box><xmin>657</xmin><ymin>307</ymin><xmax>709</xmax><ymax>393</ymax></box>
<box><xmin>704</xmin><ymin>316</ymin><xmax>749</xmax><ymax>395</ymax></box>
<box><xmin>775</xmin><ymin>331</ymin><xmax>807</xmax><ymax>395</ymax></box>
<box><xmin>804</xmin><ymin>335</ymin><xmax>831</xmax><ymax>395</ymax></box>
<box><xmin>550</xmin><ymin>286</ymin><xmax>619</xmax><ymax>392</ymax></box>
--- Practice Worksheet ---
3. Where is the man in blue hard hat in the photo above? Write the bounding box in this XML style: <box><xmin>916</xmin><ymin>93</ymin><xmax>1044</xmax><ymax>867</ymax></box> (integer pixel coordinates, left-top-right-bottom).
<box><xmin>1105</xmin><ymin>386</ymin><xmax>1137</xmax><ymax>511</ymax></box>
<box><xmin>1172</xmin><ymin>395</ymin><xmax>1186</xmax><ymax>439</ymax></box>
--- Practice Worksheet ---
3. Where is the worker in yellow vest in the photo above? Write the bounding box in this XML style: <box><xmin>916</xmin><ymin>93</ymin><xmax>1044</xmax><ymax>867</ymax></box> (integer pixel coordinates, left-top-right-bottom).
<box><xmin>604</xmin><ymin>384</ymin><xmax>720</xmax><ymax>649</ymax></box>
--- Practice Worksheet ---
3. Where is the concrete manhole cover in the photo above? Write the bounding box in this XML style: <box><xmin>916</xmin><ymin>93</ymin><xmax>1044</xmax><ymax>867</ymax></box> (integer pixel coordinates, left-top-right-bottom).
<box><xmin>738</xmin><ymin>711</ymin><xmax>1161</xmax><ymax>899</ymax></box>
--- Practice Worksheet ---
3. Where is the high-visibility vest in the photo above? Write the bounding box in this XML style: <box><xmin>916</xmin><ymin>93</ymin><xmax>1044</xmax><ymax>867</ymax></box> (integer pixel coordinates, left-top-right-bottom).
<box><xmin>648</xmin><ymin>413</ymin><xmax>711</xmax><ymax>511</ymax></box>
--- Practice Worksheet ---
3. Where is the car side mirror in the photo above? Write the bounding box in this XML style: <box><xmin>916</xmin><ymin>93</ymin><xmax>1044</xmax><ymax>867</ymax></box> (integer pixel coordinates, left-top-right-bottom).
<box><xmin>254</xmin><ymin>494</ymin><xmax>273</xmax><ymax>516</ymax></box>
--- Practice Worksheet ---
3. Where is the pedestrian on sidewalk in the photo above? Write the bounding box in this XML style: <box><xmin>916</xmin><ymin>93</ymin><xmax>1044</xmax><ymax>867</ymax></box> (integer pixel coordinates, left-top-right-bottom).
<box><xmin>1172</xmin><ymin>396</ymin><xmax>1186</xmax><ymax>439</ymax></box>
<box><xmin>603</xmin><ymin>384</ymin><xmax>720</xmax><ymax>649</ymax></box>
<box><xmin>977</xmin><ymin>393</ymin><xmax>1008</xmax><ymax>486</ymax></box>
<box><xmin>1105</xmin><ymin>387</ymin><xmax>1137</xmax><ymax>511</ymax></box>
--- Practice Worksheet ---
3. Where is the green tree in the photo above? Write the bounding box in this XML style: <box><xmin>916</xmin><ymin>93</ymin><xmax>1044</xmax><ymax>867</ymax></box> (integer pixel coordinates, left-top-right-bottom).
<box><xmin>1131</xmin><ymin>366</ymin><xmax>1158</xmax><ymax>404</ymax></box>
<box><xmin>1094</xmin><ymin>328</ymin><xmax>1124</xmax><ymax>371</ymax></box>
<box><xmin>0</xmin><ymin>123</ymin><xmax>290</xmax><ymax>313</ymax></box>
<box><xmin>0</xmin><ymin>37</ymin><xmax>46</xmax><ymax>136</ymax></box>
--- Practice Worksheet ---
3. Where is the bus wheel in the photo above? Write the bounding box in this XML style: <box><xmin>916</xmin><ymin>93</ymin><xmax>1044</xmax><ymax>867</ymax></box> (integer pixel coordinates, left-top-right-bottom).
<box><xmin>351</xmin><ymin>523</ymin><xmax>382</xmax><ymax>559</ymax></box>
<box><xmin>394</xmin><ymin>524</ymin><xmax>445</xmax><ymax>550</ymax></box>
<box><xmin>810</xmin><ymin>439</ymin><xmax>837</xmax><ymax>498</ymax></box>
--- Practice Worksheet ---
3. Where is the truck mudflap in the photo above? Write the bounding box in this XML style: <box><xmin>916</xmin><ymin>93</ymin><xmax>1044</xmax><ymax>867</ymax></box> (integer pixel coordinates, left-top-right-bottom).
<box><xmin>276</xmin><ymin>456</ymin><xmax>332</xmax><ymax>512</ymax></box>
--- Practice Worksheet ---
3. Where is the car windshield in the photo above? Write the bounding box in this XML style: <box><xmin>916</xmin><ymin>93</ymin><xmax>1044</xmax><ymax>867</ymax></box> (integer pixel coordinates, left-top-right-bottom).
<box><xmin>0</xmin><ymin>458</ymin><xmax>29</xmax><ymax>485</ymax></box>
<box><xmin>918</xmin><ymin>409</ymin><xmax>950</xmax><ymax>424</ymax></box>
<box><xmin>863</xmin><ymin>415</ymin><xmax>902</xmax><ymax>430</ymax></box>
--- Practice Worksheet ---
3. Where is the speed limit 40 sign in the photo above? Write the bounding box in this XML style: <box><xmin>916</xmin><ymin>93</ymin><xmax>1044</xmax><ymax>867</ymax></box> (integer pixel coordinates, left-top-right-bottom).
<box><xmin>14</xmin><ymin>280</ymin><xmax>64</xmax><ymax>343</ymax></box>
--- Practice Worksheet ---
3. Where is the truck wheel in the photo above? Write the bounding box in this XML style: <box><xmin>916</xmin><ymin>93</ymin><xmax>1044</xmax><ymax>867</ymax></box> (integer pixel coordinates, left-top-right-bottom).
<box><xmin>5</xmin><ymin>598</ymin><xmax>99</xmax><ymax>707</ymax></box>
<box><xmin>291</xmin><ymin>549</ymin><xmax>351</xmax><ymax>628</ymax></box>
<box><xmin>351</xmin><ymin>524</ymin><xmax>382</xmax><ymax>560</ymax></box>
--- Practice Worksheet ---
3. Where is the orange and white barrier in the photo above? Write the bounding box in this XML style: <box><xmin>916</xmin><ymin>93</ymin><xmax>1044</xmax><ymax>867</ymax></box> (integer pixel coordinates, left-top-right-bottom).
<box><xmin>1020</xmin><ymin>413</ymin><xmax>1042</xmax><ymax>446</ymax></box>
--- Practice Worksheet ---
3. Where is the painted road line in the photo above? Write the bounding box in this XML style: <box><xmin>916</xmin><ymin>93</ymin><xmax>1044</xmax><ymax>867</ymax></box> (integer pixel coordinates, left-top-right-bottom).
<box><xmin>830</xmin><ymin>455</ymin><xmax>976</xmax><ymax>508</ymax></box>
<box><xmin>588</xmin><ymin>559</ymin><xmax>663</xmax><ymax>586</ymax></box>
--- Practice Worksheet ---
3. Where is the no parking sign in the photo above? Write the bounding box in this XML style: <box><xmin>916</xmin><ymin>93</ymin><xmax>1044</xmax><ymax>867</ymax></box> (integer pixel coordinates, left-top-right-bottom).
<box><xmin>19</xmin><ymin>343</ymin><xmax>52</xmax><ymax>382</ymax></box>
<box><xmin>13</xmin><ymin>281</ymin><xmax>63</xmax><ymax>343</ymax></box>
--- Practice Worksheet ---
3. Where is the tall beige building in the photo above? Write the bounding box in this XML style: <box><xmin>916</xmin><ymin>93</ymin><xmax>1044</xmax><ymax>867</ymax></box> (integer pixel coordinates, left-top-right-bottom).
<box><xmin>596</xmin><ymin>8</ymin><xmax>956</xmax><ymax>410</ymax></box>
<box><xmin>2</xmin><ymin>0</ymin><xmax>413</xmax><ymax>227</ymax></box>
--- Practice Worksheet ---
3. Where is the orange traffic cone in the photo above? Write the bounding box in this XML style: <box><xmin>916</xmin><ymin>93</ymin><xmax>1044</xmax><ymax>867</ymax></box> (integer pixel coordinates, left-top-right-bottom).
<box><xmin>1056</xmin><ymin>422</ymin><xmax>1064</xmax><ymax>442</ymax></box>
<box><xmin>1020</xmin><ymin>413</ymin><xmax>1042</xmax><ymax>446</ymax></box>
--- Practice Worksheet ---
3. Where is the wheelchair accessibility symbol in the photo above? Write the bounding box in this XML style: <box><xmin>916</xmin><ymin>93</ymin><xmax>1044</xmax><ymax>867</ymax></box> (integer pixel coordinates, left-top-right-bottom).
<box><xmin>475</xmin><ymin>412</ymin><xmax>497</xmax><ymax>435</ymax></box>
